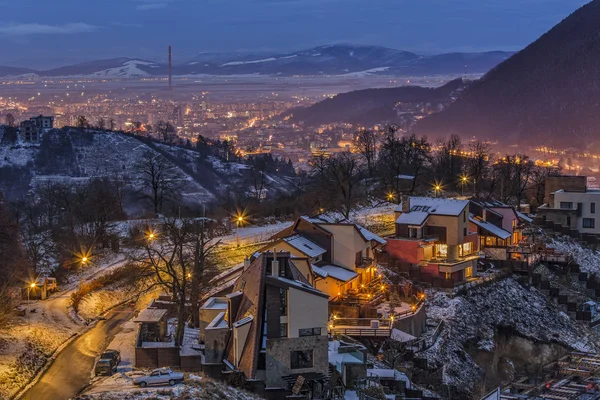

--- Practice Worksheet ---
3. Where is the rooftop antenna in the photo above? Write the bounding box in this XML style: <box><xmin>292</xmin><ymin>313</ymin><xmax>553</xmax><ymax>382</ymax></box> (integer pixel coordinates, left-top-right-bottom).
<box><xmin>168</xmin><ymin>45</ymin><xmax>172</xmax><ymax>90</ymax></box>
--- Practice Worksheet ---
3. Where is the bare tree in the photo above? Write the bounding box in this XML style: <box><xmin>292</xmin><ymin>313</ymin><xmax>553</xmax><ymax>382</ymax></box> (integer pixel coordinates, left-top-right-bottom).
<box><xmin>135</xmin><ymin>151</ymin><xmax>184</xmax><ymax>215</ymax></box>
<box><xmin>96</xmin><ymin>117</ymin><xmax>106</xmax><ymax>130</ymax></box>
<box><xmin>4</xmin><ymin>113</ymin><xmax>15</xmax><ymax>127</ymax></box>
<box><xmin>465</xmin><ymin>140</ymin><xmax>491</xmax><ymax>197</ymax></box>
<box><xmin>76</xmin><ymin>115</ymin><xmax>88</xmax><ymax>130</ymax></box>
<box><xmin>131</xmin><ymin>218</ymin><xmax>222</xmax><ymax>344</ymax></box>
<box><xmin>530</xmin><ymin>163</ymin><xmax>562</xmax><ymax>207</ymax></box>
<box><xmin>311</xmin><ymin>152</ymin><xmax>363</xmax><ymax>219</ymax></box>
<box><xmin>155</xmin><ymin>120</ymin><xmax>177</xmax><ymax>144</ymax></box>
<box><xmin>353</xmin><ymin>129</ymin><xmax>377</xmax><ymax>177</ymax></box>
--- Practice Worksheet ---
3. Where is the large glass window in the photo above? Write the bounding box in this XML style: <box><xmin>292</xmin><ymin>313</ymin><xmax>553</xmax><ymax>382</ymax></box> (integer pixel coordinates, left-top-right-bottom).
<box><xmin>291</xmin><ymin>350</ymin><xmax>313</xmax><ymax>369</ymax></box>
<box><xmin>460</xmin><ymin>242</ymin><xmax>472</xmax><ymax>257</ymax></box>
<box><xmin>299</xmin><ymin>328</ymin><xmax>322</xmax><ymax>337</ymax></box>
<box><xmin>583</xmin><ymin>218</ymin><xmax>595</xmax><ymax>229</ymax></box>
<box><xmin>435</xmin><ymin>244</ymin><xmax>447</xmax><ymax>258</ymax></box>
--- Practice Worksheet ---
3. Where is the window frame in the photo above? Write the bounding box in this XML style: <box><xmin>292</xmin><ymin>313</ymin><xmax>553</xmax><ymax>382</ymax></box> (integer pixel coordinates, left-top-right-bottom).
<box><xmin>290</xmin><ymin>350</ymin><xmax>314</xmax><ymax>369</ymax></box>
<box><xmin>583</xmin><ymin>218</ymin><xmax>595</xmax><ymax>229</ymax></box>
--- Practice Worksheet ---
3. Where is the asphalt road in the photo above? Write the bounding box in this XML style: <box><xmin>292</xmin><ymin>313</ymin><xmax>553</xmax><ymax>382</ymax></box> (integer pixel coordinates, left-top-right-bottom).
<box><xmin>21</xmin><ymin>306</ymin><xmax>133</xmax><ymax>400</ymax></box>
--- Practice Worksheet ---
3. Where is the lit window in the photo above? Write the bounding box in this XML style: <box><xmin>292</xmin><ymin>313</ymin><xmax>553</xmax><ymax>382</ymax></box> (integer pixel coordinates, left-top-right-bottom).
<box><xmin>436</xmin><ymin>244</ymin><xmax>447</xmax><ymax>258</ymax></box>
<box><xmin>465</xmin><ymin>267</ymin><xmax>473</xmax><ymax>278</ymax></box>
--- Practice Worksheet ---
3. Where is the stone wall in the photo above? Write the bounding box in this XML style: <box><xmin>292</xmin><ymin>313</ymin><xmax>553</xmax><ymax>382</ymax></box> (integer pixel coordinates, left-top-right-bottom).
<box><xmin>394</xmin><ymin>303</ymin><xmax>426</xmax><ymax>337</ymax></box>
<box><xmin>265</xmin><ymin>335</ymin><xmax>329</xmax><ymax>388</ymax></box>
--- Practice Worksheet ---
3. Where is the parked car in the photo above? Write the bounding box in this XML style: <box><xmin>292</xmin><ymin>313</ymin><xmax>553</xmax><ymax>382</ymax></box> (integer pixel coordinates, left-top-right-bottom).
<box><xmin>94</xmin><ymin>359</ymin><xmax>116</xmax><ymax>376</ymax></box>
<box><xmin>133</xmin><ymin>368</ymin><xmax>184</xmax><ymax>387</ymax></box>
<box><xmin>100</xmin><ymin>349</ymin><xmax>121</xmax><ymax>366</ymax></box>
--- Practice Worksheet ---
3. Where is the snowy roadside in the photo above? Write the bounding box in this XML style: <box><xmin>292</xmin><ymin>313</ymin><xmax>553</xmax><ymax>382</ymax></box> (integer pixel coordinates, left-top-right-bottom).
<box><xmin>0</xmin><ymin>255</ymin><xmax>129</xmax><ymax>400</ymax></box>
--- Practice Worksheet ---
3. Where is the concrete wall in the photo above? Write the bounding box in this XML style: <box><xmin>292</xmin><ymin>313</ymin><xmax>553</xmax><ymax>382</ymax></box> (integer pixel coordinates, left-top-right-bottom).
<box><xmin>394</xmin><ymin>304</ymin><xmax>427</xmax><ymax>337</ymax></box>
<box><xmin>204</xmin><ymin>326</ymin><xmax>230</xmax><ymax>364</ymax></box>
<box><xmin>265</xmin><ymin>335</ymin><xmax>329</xmax><ymax>388</ymax></box>
<box><xmin>427</xmin><ymin>209</ymin><xmax>468</xmax><ymax>246</ymax></box>
<box><xmin>385</xmin><ymin>239</ymin><xmax>422</xmax><ymax>265</ymax></box>
<box><xmin>287</xmin><ymin>287</ymin><xmax>328</xmax><ymax>338</ymax></box>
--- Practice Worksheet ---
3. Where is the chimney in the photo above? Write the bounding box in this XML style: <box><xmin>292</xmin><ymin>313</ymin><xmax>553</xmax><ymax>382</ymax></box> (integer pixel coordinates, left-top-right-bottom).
<box><xmin>168</xmin><ymin>45</ymin><xmax>172</xmax><ymax>90</ymax></box>
<box><xmin>271</xmin><ymin>248</ymin><xmax>279</xmax><ymax>277</ymax></box>
<box><xmin>401</xmin><ymin>195</ymin><xmax>410</xmax><ymax>213</ymax></box>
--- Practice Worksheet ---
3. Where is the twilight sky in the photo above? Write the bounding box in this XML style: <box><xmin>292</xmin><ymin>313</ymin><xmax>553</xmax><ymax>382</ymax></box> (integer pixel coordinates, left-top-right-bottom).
<box><xmin>0</xmin><ymin>0</ymin><xmax>589</xmax><ymax>68</ymax></box>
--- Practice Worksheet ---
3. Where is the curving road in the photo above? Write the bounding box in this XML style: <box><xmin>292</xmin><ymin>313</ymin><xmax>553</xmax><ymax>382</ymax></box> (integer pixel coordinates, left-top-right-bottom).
<box><xmin>21</xmin><ymin>306</ymin><xmax>133</xmax><ymax>400</ymax></box>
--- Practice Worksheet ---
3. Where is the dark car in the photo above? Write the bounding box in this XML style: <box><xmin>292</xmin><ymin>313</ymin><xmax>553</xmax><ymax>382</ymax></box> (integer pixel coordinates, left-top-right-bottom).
<box><xmin>94</xmin><ymin>359</ymin><xmax>116</xmax><ymax>376</ymax></box>
<box><xmin>94</xmin><ymin>349</ymin><xmax>121</xmax><ymax>376</ymax></box>
<box><xmin>100</xmin><ymin>349</ymin><xmax>121</xmax><ymax>366</ymax></box>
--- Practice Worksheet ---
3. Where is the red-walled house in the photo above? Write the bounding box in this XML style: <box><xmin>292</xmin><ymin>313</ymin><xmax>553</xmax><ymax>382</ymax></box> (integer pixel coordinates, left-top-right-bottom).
<box><xmin>386</xmin><ymin>196</ymin><xmax>479</xmax><ymax>287</ymax></box>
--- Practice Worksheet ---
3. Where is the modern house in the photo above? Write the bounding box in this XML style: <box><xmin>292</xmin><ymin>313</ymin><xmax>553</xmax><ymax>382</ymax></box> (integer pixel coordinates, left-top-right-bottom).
<box><xmin>537</xmin><ymin>175</ymin><xmax>600</xmax><ymax>241</ymax></box>
<box><xmin>386</xmin><ymin>196</ymin><xmax>479</xmax><ymax>287</ymax></box>
<box><xmin>468</xmin><ymin>198</ymin><xmax>531</xmax><ymax>262</ymax></box>
<box><xmin>260</xmin><ymin>215</ymin><xmax>387</xmax><ymax>299</ymax></box>
<box><xmin>199</xmin><ymin>251</ymin><xmax>330</xmax><ymax>398</ymax></box>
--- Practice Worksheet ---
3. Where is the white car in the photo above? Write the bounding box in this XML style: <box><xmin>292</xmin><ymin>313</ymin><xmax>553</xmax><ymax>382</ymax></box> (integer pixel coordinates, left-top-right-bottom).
<box><xmin>133</xmin><ymin>368</ymin><xmax>184</xmax><ymax>387</ymax></box>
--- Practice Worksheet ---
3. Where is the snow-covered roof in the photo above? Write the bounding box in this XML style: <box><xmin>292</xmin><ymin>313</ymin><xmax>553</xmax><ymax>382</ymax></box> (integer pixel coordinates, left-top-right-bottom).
<box><xmin>469</xmin><ymin>215</ymin><xmax>511</xmax><ymax>240</ymax></box>
<box><xmin>134</xmin><ymin>308</ymin><xmax>168</xmax><ymax>323</ymax></box>
<box><xmin>319</xmin><ymin>265</ymin><xmax>358</xmax><ymax>282</ymax></box>
<box><xmin>396</xmin><ymin>211</ymin><xmax>429</xmax><ymax>226</ymax></box>
<box><xmin>517</xmin><ymin>211</ymin><xmax>533</xmax><ymax>223</ymax></box>
<box><xmin>283</xmin><ymin>234</ymin><xmax>327</xmax><ymax>258</ymax></box>
<box><xmin>396</xmin><ymin>197</ymin><xmax>468</xmax><ymax>217</ymax></box>
<box><xmin>328</xmin><ymin>341</ymin><xmax>364</xmax><ymax>366</ymax></box>
<box><xmin>200</xmin><ymin>297</ymin><xmax>228</xmax><ymax>310</ymax></box>
<box><xmin>311</xmin><ymin>264</ymin><xmax>329</xmax><ymax>278</ymax></box>
<box><xmin>356</xmin><ymin>224</ymin><xmax>387</xmax><ymax>245</ymax></box>
<box><xmin>301</xmin><ymin>214</ymin><xmax>339</xmax><ymax>224</ymax></box>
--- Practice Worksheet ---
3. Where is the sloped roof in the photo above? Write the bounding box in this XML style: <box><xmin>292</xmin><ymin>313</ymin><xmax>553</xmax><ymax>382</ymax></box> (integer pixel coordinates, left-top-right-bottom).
<box><xmin>356</xmin><ymin>224</ymin><xmax>386</xmax><ymax>245</ymax></box>
<box><xmin>469</xmin><ymin>215</ymin><xmax>511</xmax><ymax>240</ymax></box>
<box><xmin>311</xmin><ymin>264</ymin><xmax>329</xmax><ymax>278</ymax></box>
<box><xmin>395</xmin><ymin>197</ymin><xmax>469</xmax><ymax>216</ymax></box>
<box><xmin>395</xmin><ymin>211</ymin><xmax>429</xmax><ymax>226</ymax></box>
<box><xmin>319</xmin><ymin>265</ymin><xmax>358</xmax><ymax>282</ymax></box>
<box><xmin>517</xmin><ymin>211</ymin><xmax>533</xmax><ymax>223</ymax></box>
<box><xmin>283</xmin><ymin>234</ymin><xmax>327</xmax><ymax>258</ymax></box>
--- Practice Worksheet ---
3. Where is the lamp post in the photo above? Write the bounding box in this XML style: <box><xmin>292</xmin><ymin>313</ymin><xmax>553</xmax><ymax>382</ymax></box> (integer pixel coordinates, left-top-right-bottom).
<box><xmin>461</xmin><ymin>176</ymin><xmax>468</xmax><ymax>197</ymax></box>
<box><xmin>236</xmin><ymin>216</ymin><xmax>244</xmax><ymax>247</ymax></box>
<box><xmin>28</xmin><ymin>282</ymin><xmax>35</xmax><ymax>329</ymax></box>
<box><xmin>434</xmin><ymin>184</ymin><xmax>441</xmax><ymax>198</ymax></box>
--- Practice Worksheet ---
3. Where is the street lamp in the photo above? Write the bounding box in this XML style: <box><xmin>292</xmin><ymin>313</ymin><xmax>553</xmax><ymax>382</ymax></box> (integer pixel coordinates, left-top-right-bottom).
<box><xmin>235</xmin><ymin>215</ymin><xmax>244</xmax><ymax>247</ymax></box>
<box><xmin>434</xmin><ymin>184</ymin><xmax>442</xmax><ymax>198</ymax></box>
<box><xmin>387</xmin><ymin>193</ymin><xmax>394</xmax><ymax>202</ymax></box>
<box><xmin>461</xmin><ymin>176</ymin><xmax>468</xmax><ymax>197</ymax></box>
<box><xmin>28</xmin><ymin>282</ymin><xmax>36</xmax><ymax>329</ymax></box>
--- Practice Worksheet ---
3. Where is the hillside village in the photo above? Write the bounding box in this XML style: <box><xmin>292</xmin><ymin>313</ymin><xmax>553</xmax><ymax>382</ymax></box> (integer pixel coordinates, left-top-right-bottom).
<box><xmin>3</xmin><ymin>119</ymin><xmax>600</xmax><ymax>400</ymax></box>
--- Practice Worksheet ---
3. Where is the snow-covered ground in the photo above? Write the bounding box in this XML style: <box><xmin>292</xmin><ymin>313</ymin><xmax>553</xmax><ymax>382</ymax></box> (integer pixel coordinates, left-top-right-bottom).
<box><xmin>547</xmin><ymin>234</ymin><xmax>600</xmax><ymax>275</ymax></box>
<box><xmin>421</xmin><ymin>277</ymin><xmax>600</xmax><ymax>393</ymax></box>
<box><xmin>79</xmin><ymin>374</ymin><xmax>262</xmax><ymax>400</ymax></box>
<box><xmin>0</xmin><ymin>255</ymin><xmax>130</xmax><ymax>399</ymax></box>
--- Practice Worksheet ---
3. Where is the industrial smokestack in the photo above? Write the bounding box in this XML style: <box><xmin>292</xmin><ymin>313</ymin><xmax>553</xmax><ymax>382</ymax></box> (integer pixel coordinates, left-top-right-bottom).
<box><xmin>168</xmin><ymin>45</ymin><xmax>172</xmax><ymax>90</ymax></box>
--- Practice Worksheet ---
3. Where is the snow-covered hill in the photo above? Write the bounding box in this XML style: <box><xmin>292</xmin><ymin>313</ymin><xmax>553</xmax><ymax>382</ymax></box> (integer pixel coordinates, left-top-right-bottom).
<box><xmin>0</xmin><ymin>129</ymin><xmax>296</xmax><ymax>214</ymax></box>
<box><xmin>0</xmin><ymin>45</ymin><xmax>513</xmax><ymax>78</ymax></box>
<box><xmin>422</xmin><ymin>277</ymin><xmax>599</xmax><ymax>394</ymax></box>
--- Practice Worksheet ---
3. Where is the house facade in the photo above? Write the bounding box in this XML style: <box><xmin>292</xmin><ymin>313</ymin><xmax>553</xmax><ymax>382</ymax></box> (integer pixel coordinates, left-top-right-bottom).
<box><xmin>19</xmin><ymin>115</ymin><xmax>54</xmax><ymax>142</ymax></box>
<box><xmin>386</xmin><ymin>196</ymin><xmax>479</xmax><ymax>286</ymax></box>
<box><xmin>538</xmin><ymin>176</ymin><xmax>600</xmax><ymax>240</ymax></box>
<box><xmin>261</xmin><ymin>215</ymin><xmax>386</xmax><ymax>299</ymax></box>
<box><xmin>199</xmin><ymin>251</ymin><xmax>330</xmax><ymax>397</ymax></box>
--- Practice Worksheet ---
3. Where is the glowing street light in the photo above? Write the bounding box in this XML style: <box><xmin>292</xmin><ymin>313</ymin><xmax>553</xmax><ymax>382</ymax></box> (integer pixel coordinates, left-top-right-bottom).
<box><xmin>387</xmin><ymin>193</ymin><xmax>394</xmax><ymax>202</ymax></box>
<box><xmin>460</xmin><ymin>175</ymin><xmax>469</xmax><ymax>196</ymax></box>
<box><xmin>234</xmin><ymin>212</ymin><xmax>246</xmax><ymax>247</ymax></box>
<box><xmin>27</xmin><ymin>282</ymin><xmax>36</xmax><ymax>328</ymax></box>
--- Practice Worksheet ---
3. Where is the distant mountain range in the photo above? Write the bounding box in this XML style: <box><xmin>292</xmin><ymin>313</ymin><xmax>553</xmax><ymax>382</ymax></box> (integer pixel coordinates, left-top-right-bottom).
<box><xmin>414</xmin><ymin>0</ymin><xmax>600</xmax><ymax>149</ymax></box>
<box><xmin>287</xmin><ymin>78</ymin><xmax>469</xmax><ymax>127</ymax></box>
<box><xmin>0</xmin><ymin>45</ymin><xmax>513</xmax><ymax>78</ymax></box>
